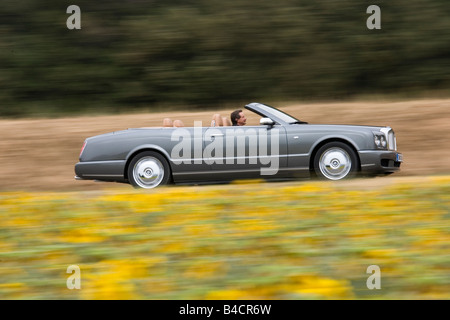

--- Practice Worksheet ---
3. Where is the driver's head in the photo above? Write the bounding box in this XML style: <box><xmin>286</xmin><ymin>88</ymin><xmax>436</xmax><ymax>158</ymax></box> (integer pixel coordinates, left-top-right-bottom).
<box><xmin>230</xmin><ymin>109</ymin><xmax>247</xmax><ymax>126</ymax></box>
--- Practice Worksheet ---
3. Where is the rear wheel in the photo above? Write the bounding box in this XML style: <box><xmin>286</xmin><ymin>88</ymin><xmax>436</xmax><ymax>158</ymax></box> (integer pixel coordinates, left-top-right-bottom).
<box><xmin>127</xmin><ymin>151</ymin><xmax>171</xmax><ymax>188</ymax></box>
<box><xmin>313</xmin><ymin>142</ymin><xmax>358</xmax><ymax>180</ymax></box>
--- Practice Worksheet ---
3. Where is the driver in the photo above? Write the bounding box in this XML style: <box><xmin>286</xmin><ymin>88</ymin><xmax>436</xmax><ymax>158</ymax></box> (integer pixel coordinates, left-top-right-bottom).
<box><xmin>230</xmin><ymin>109</ymin><xmax>247</xmax><ymax>126</ymax></box>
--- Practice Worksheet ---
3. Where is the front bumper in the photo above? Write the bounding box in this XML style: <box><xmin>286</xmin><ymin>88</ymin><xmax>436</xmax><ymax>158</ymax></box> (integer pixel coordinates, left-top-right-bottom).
<box><xmin>358</xmin><ymin>150</ymin><xmax>402</xmax><ymax>175</ymax></box>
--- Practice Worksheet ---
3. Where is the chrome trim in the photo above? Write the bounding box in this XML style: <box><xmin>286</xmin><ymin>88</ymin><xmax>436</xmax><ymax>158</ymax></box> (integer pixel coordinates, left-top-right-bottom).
<box><xmin>380</xmin><ymin>127</ymin><xmax>397</xmax><ymax>151</ymax></box>
<box><xmin>361</xmin><ymin>163</ymin><xmax>376</xmax><ymax>167</ymax></box>
<box><xmin>170</xmin><ymin>153</ymin><xmax>309</xmax><ymax>163</ymax></box>
<box><xmin>132</xmin><ymin>156</ymin><xmax>165</xmax><ymax>189</ymax></box>
<box><xmin>172</xmin><ymin>166</ymin><xmax>309</xmax><ymax>176</ymax></box>
<box><xmin>318</xmin><ymin>147</ymin><xmax>352</xmax><ymax>180</ymax></box>
<box><xmin>83</xmin><ymin>174</ymin><xmax>123</xmax><ymax>177</ymax></box>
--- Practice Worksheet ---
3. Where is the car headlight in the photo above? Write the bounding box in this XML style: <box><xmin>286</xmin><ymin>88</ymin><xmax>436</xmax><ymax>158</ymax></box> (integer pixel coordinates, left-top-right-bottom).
<box><xmin>373</xmin><ymin>133</ymin><xmax>387</xmax><ymax>149</ymax></box>
<box><xmin>380</xmin><ymin>135</ymin><xmax>387</xmax><ymax>148</ymax></box>
<box><xmin>374</xmin><ymin>135</ymin><xmax>381</xmax><ymax>147</ymax></box>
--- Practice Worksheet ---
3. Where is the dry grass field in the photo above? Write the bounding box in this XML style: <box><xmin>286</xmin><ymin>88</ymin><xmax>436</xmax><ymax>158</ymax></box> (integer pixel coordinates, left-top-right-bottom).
<box><xmin>0</xmin><ymin>98</ymin><xmax>449</xmax><ymax>191</ymax></box>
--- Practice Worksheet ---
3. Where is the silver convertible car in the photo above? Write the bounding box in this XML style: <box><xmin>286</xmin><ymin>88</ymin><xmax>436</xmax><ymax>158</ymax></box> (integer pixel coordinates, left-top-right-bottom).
<box><xmin>75</xmin><ymin>103</ymin><xmax>402</xmax><ymax>188</ymax></box>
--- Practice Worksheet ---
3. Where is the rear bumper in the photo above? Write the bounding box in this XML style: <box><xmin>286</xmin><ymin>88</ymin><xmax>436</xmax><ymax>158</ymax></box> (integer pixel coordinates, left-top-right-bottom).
<box><xmin>358</xmin><ymin>150</ymin><xmax>402</xmax><ymax>175</ymax></box>
<box><xmin>75</xmin><ymin>160</ymin><xmax>127</xmax><ymax>182</ymax></box>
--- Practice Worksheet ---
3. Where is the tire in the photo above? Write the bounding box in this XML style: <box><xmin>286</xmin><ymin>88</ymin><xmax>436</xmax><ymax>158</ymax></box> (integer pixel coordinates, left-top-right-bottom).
<box><xmin>127</xmin><ymin>151</ymin><xmax>171</xmax><ymax>189</ymax></box>
<box><xmin>313</xmin><ymin>142</ymin><xmax>358</xmax><ymax>180</ymax></box>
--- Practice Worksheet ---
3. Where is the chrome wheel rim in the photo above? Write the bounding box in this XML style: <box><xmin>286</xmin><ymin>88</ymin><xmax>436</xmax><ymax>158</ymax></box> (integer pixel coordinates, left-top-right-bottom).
<box><xmin>133</xmin><ymin>156</ymin><xmax>165</xmax><ymax>188</ymax></box>
<box><xmin>319</xmin><ymin>147</ymin><xmax>352</xmax><ymax>180</ymax></box>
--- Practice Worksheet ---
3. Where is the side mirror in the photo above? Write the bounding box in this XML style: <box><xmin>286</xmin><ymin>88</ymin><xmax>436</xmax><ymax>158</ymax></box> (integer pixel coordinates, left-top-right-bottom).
<box><xmin>260</xmin><ymin>117</ymin><xmax>275</xmax><ymax>126</ymax></box>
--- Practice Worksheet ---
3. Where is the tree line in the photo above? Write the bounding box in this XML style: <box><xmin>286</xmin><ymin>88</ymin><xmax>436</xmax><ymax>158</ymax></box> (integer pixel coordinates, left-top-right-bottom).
<box><xmin>0</xmin><ymin>0</ymin><xmax>449</xmax><ymax>117</ymax></box>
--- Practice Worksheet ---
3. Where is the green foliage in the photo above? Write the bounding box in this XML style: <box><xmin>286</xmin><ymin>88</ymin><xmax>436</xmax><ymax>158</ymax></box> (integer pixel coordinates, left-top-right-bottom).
<box><xmin>0</xmin><ymin>0</ymin><xmax>449</xmax><ymax>116</ymax></box>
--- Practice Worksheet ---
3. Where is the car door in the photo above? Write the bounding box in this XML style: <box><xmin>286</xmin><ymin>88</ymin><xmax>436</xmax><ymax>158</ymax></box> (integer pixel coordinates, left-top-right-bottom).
<box><xmin>168</xmin><ymin>125</ymin><xmax>210</xmax><ymax>182</ymax></box>
<box><xmin>204</xmin><ymin>124</ymin><xmax>288</xmax><ymax>181</ymax></box>
<box><xmin>282</xmin><ymin>125</ymin><xmax>314</xmax><ymax>178</ymax></box>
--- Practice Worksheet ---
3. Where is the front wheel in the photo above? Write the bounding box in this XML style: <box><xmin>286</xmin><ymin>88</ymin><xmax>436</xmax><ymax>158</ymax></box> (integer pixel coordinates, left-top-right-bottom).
<box><xmin>313</xmin><ymin>142</ymin><xmax>359</xmax><ymax>180</ymax></box>
<box><xmin>127</xmin><ymin>151</ymin><xmax>171</xmax><ymax>188</ymax></box>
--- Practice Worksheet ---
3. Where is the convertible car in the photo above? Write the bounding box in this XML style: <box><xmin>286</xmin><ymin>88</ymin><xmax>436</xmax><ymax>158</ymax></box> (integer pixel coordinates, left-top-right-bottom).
<box><xmin>75</xmin><ymin>103</ymin><xmax>402</xmax><ymax>188</ymax></box>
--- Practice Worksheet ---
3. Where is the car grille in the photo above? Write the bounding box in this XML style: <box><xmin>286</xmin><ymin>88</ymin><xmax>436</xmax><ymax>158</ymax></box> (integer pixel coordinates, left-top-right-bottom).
<box><xmin>381</xmin><ymin>127</ymin><xmax>397</xmax><ymax>151</ymax></box>
<box><xmin>388</xmin><ymin>130</ymin><xmax>397</xmax><ymax>151</ymax></box>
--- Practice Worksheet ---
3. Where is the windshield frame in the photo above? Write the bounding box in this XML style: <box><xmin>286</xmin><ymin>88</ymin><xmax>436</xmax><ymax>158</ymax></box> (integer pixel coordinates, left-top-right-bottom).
<box><xmin>245</xmin><ymin>102</ymin><xmax>306</xmax><ymax>125</ymax></box>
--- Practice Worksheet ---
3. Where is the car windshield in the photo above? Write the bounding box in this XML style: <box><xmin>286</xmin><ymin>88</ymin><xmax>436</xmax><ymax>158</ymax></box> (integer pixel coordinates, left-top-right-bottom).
<box><xmin>257</xmin><ymin>104</ymin><xmax>304</xmax><ymax>124</ymax></box>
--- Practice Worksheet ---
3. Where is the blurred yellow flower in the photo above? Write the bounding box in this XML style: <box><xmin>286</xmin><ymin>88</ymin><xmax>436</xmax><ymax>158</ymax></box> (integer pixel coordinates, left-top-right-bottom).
<box><xmin>283</xmin><ymin>275</ymin><xmax>355</xmax><ymax>299</ymax></box>
<box><xmin>0</xmin><ymin>175</ymin><xmax>448</xmax><ymax>299</ymax></box>
<box><xmin>205</xmin><ymin>289</ymin><xmax>255</xmax><ymax>300</ymax></box>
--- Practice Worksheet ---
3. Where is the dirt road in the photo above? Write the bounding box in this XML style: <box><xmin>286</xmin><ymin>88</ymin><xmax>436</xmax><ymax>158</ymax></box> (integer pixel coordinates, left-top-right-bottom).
<box><xmin>1</xmin><ymin>98</ymin><xmax>448</xmax><ymax>191</ymax></box>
